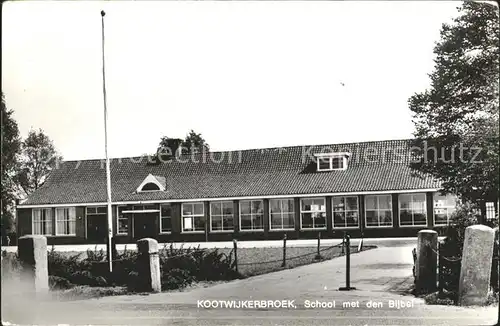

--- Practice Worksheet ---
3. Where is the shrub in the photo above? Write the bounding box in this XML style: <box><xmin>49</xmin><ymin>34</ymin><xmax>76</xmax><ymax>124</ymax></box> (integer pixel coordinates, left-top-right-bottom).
<box><xmin>58</xmin><ymin>285</ymin><xmax>128</xmax><ymax>299</ymax></box>
<box><xmin>70</xmin><ymin>270</ymin><xmax>95</xmax><ymax>286</ymax></box>
<box><xmin>126</xmin><ymin>271</ymin><xmax>141</xmax><ymax>292</ymax></box>
<box><xmin>109</xmin><ymin>249</ymin><xmax>139</xmax><ymax>286</ymax></box>
<box><xmin>441</xmin><ymin>203</ymin><xmax>479</xmax><ymax>253</ymax></box>
<box><xmin>48</xmin><ymin>249</ymin><xmax>82</xmax><ymax>281</ymax></box>
<box><xmin>161</xmin><ymin>268</ymin><xmax>195</xmax><ymax>290</ymax></box>
<box><xmin>423</xmin><ymin>290</ymin><xmax>456</xmax><ymax>305</ymax></box>
<box><xmin>9</xmin><ymin>243</ymin><xmax>240</xmax><ymax>292</ymax></box>
<box><xmin>86</xmin><ymin>247</ymin><xmax>107</xmax><ymax>262</ymax></box>
<box><xmin>196</xmin><ymin>249</ymin><xmax>238</xmax><ymax>281</ymax></box>
<box><xmin>157</xmin><ymin>244</ymin><xmax>240</xmax><ymax>291</ymax></box>
<box><xmin>49</xmin><ymin>275</ymin><xmax>74</xmax><ymax>290</ymax></box>
<box><xmin>1</xmin><ymin>251</ymin><xmax>22</xmax><ymax>276</ymax></box>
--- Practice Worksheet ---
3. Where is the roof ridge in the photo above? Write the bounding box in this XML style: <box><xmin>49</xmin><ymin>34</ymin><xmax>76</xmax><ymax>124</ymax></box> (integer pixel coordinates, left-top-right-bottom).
<box><xmin>57</xmin><ymin>138</ymin><xmax>414</xmax><ymax>163</ymax></box>
<box><xmin>213</xmin><ymin>138</ymin><xmax>413</xmax><ymax>154</ymax></box>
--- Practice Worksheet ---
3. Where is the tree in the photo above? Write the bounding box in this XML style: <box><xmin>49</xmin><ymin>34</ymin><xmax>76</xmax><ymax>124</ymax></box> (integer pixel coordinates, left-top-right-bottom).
<box><xmin>158</xmin><ymin>137</ymin><xmax>183</xmax><ymax>157</ymax></box>
<box><xmin>182</xmin><ymin>130</ymin><xmax>209</xmax><ymax>154</ymax></box>
<box><xmin>15</xmin><ymin>129</ymin><xmax>63</xmax><ymax>195</ymax></box>
<box><xmin>153</xmin><ymin>130</ymin><xmax>209</xmax><ymax>163</ymax></box>
<box><xmin>1</xmin><ymin>93</ymin><xmax>21</xmax><ymax>239</ymax></box>
<box><xmin>408</xmin><ymin>1</ymin><xmax>499</xmax><ymax>217</ymax></box>
<box><xmin>153</xmin><ymin>137</ymin><xmax>184</xmax><ymax>162</ymax></box>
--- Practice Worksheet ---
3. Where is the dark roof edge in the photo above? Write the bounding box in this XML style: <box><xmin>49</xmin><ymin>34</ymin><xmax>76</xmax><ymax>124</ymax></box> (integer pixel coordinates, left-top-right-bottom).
<box><xmin>18</xmin><ymin>186</ymin><xmax>442</xmax><ymax>207</ymax></box>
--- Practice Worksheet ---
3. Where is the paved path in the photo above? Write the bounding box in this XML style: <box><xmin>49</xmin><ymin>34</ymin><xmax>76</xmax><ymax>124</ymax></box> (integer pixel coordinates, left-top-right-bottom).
<box><xmin>2</xmin><ymin>243</ymin><xmax>497</xmax><ymax>325</ymax></box>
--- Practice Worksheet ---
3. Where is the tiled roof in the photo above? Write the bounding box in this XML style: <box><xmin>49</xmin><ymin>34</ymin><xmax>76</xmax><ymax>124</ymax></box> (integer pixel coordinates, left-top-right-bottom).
<box><xmin>21</xmin><ymin>139</ymin><xmax>441</xmax><ymax>205</ymax></box>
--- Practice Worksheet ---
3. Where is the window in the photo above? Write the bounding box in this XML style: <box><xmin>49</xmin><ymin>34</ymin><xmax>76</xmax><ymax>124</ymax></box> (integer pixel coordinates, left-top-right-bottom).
<box><xmin>210</xmin><ymin>201</ymin><xmax>234</xmax><ymax>232</ymax></box>
<box><xmin>136</xmin><ymin>174</ymin><xmax>165</xmax><ymax>192</ymax></box>
<box><xmin>434</xmin><ymin>194</ymin><xmax>458</xmax><ymax>225</ymax></box>
<box><xmin>317</xmin><ymin>156</ymin><xmax>345</xmax><ymax>171</ymax></box>
<box><xmin>486</xmin><ymin>202</ymin><xmax>496</xmax><ymax>221</ymax></box>
<box><xmin>318</xmin><ymin>158</ymin><xmax>331</xmax><ymax>170</ymax></box>
<box><xmin>182</xmin><ymin>202</ymin><xmax>205</xmax><ymax>232</ymax></box>
<box><xmin>315</xmin><ymin>153</ymin><xmax>349</xmax><ymax>171</ymax></box>
<box><xmin>331</xmin><ymin>157</ymin><xmax>343</xmax><ymax>169</ymax></box>
<box><xmin>270</xmin><ymin>199</ymin><xmax>295</xmax><ymax>230</ymax></box>
<box><xmin>55</xmin><ymin>207</ymin><xmax>76</xmax><ymax>236</ymax></box>
<box><xmin>141</xmin><ymin>182</ymin><xmax>161</xmax><ymax>191</ymax></box>
<box><xmin>240</xmin><ymin>200</ymin><xmax>264</xmax><ymax>231</ymax></box>
<box><xmin>86</xmin><ymin>206</ymin><xmax>107</xmax><ymax>215</ymax></box>
<box><xmin>117</xmin><ymin>206</ymin><xmax>128</xmax><ymax>235</ymax></box>
<box><xmin>332</xmin><ymin>196</ymin><xmax>359</xmax><ymax>228</ymax></box>
<box><xmin>365</xmin><ymin>195</ymin><xmax>393</xmax><ymax>227</ymax></box>
<box><xmin>132</xmin><ymin>204</ymin><xmax>158</xmax><ymax>211</ymax></box>
<box><xmin>160</xmin><ymin>204</ymin><xmax>172</xmax><ymax>233</ymax></box>
<box><xmin>399</xmin><ymin>193</ymin><xmax>427</xmax><ymax>227</ymax></box>
<box><xmin>300</xmin><ymin>198</ymin><xmax>326</xmax><ymax>229</ymax></box>
<box><xmin>33</xmin><ymin>208</ymin><xmax>53</xmax><ymax>235</ymax></box>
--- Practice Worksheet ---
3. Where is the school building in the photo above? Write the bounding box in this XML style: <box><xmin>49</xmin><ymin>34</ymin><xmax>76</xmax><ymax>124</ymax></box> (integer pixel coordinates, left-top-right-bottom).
<box><xmin>16</xmin><ymin>139</ymin><xmax>464</xmax><ymax>245</ymax></box>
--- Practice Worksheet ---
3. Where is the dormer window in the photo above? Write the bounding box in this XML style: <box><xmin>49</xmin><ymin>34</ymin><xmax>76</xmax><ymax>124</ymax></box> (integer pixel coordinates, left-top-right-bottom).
<box><xmin>314</xmin><ymin>152</ymin><xmax>349</xmax><ymax>172</ymax></box>
<box><xmin>141</xmin><ymin>182</ymin><xmax>161</xmax><ymax>191</ymax></box>
<box><xmin>136</xmin><ymin>174</ymin><xmax>166</xmax><ymax>192</ymax></box>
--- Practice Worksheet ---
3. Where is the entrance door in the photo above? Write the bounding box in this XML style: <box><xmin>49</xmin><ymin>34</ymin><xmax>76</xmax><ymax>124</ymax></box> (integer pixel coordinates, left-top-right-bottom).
<box><xmin>133</xmin><ymin>213</ymin><xmax>157</xmax><ymax>240</ymax></box>
<box><xmin>87</xmin><ymin>215</ymin><xmax>107</xmax><ymax>243</ymax></box>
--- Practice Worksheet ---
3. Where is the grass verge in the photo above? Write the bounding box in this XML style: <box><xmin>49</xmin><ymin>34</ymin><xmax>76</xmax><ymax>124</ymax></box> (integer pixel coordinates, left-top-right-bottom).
<box><xmin>220</xmin><ymin>245</ymin><xmax>375</xmax><ymax>278</ymax></box>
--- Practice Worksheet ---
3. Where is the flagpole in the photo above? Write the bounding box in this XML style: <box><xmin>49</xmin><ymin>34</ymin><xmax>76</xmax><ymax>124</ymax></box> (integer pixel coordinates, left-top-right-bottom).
<box><xmin>101</xmin><ymin>10</ymin><xmax>114</xmax><ymax>273</ymax></box>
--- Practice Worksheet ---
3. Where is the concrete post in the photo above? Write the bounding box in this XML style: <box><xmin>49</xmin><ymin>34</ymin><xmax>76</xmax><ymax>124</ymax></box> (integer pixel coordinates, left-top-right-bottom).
<box><xmin>137</xmin><ymin>238</ymin><xmax>161</xmax><ymax>293</ymax></box>
<box><xmin>233</xmin><ymin>239</ymin><xmax>238</xmax><ymax>273</ymax></box>
<box><xmin>415</xmin><ymin>230</ymin><xmax>438</xmax><ymax>293</ymax></box>
<box><xmin>281</xmin><ymin>234</ymin><xmax>287</xmax><ymax>267</ymax></box>
<box><xmin>458</xmin><ymin>225</ymin><xmax>495</xmax><ymax>306</ymax></box>
<box><xmin>17</xmin><ymin>235</ymin><xmax>49</xmax><ymax>293</ymax></box>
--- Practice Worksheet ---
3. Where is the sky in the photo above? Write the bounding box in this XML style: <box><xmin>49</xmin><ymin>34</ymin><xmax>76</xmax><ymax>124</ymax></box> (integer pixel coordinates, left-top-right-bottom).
<box><xmin>2</xmin><ymin>1</ymin><xmax>462</xmax><ymax>160</ymax></box>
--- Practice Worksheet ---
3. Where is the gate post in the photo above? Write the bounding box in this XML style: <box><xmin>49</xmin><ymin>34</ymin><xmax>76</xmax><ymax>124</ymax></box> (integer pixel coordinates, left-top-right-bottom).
<box><xmin>415</xmin><ymin>230</ymin><xmax>438</xmax><ymax>293</ymax></box>
<box><xmin>458</xmin><ymin>225</ymin><xmax>494</xmax><ymax>306</ymax></box>
<box><xmin>17</xmin><ymin>235</ymin><xmax>49</xmax><ymax>294</ymax></box>
<box><xmin>137</xmin><ymin>238</ymin><xmax>161</xmax><ymax>293</ymax></box>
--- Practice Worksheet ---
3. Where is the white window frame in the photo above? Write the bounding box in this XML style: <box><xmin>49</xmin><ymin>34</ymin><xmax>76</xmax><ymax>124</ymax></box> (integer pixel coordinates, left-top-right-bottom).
<box><xmin>315</xmin><ymin>153</ymin><xmax>349</xmax><ymax>172</ymax></box>
<box><xmin>136</xmin><ymin>173</ymin><xmax>165</xmax><ymax>192</ymax></box>
<box><xmin>269</xmin><ymin>198</ymin><xmax>295</xmax><ymax>231</ymax></box>
<box><xmin>32</xmin><ymin>208</ymin><xmax>53</xmax><ymax>236</ymax></box>
<box><xmin>398</xmin><ymin>193</ymin><xmax>427</xmax><ymax>227</ymax></box>
<box><xmin>486</xmin><ymin>202</ymin><xmax>496</xmax><ymax>221</ymax></box>
<box><xmin>116</xmin><ymin>205</ymin><xmax>128</xmax><ymax>235</ymax></box>
<box><xmin>300</xmin><ymin>197</ymin><xmax>327</xmax><ymax>230</ymax></box>
<box><xmin>364</xmin><ymin>195</ymin><xmax>393</xmax><ymax>228</ymax></box>
<box><xmin>160</xmin><ymin>204</ymin><xmax>172</xmax><ymax>234</ymax></box>
<box><xmin>210</xmin><ymin>201</ymin><xmax>234</xmax><ymax>233</ymax></box>
<box><xmin>55</xmin><ymin>207</ymin><xmax>77</xmax><ymax>236</ymax></box>
<box><xmin>181</xmin><ymin>202</ymin><xmax>205</xmax><ymax>233</ymax></box>
<box><xmin>332</xmin><ymin>196</ymin><xmax>359</xmax><ymax>229</ymax></box>
<box><xmin>433</xmin><ymin>194</ymin><xmax>458</xmax><ymax>226</ymax></box>
<box><xmin>127</xmin><ymin>204</ymin><xmax>159</xmax><ymax>212</ymax></box>
<box><xmin>239</xmin><ymin>200</ymin><xmax>264</xmax><ymax>232</ymax></box>
<box><xmin>86</xmin><ymin>206</ymin><xmax>107</xmax><ymax>216</ymax></box>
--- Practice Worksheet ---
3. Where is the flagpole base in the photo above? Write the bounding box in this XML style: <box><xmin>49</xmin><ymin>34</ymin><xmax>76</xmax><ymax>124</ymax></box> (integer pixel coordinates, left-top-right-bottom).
<box><xmin>338</xmin><ymin>286</ymin><xmax>356</xmax><ymax>291</ymax></box>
